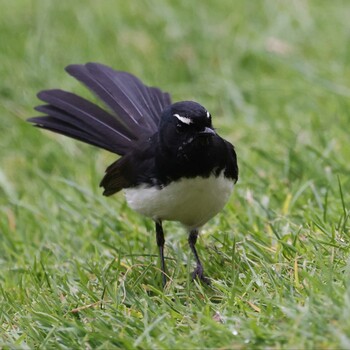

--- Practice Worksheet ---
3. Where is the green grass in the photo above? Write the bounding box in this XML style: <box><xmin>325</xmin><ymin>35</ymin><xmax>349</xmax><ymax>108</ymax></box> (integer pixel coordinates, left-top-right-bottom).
<box><xmin>1</xmin><ymin>0</ymin><xmax>350</xmax><ymax>348</ymax></box>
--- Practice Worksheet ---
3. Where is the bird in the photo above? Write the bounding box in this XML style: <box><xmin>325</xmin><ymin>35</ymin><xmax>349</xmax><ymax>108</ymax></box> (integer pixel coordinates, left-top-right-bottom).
<box><xmin>27</xmin><ymin>62</ymin><xmax>239</xmax><ymax>287</ymax></box>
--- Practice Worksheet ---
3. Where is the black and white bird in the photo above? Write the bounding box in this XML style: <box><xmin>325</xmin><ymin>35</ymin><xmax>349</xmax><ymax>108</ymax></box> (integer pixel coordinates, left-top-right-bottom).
<box><xmin>28</xmin><ymin>63</ymin><xmax>238</xmax><ymax>286</ymax></box>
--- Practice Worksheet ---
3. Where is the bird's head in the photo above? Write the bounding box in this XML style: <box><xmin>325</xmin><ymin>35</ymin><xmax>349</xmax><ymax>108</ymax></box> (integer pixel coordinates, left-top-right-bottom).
<box><xmin>158</xmin><ymin>101</ymin><xmax>216</xmax><ymax>159</ymax></box>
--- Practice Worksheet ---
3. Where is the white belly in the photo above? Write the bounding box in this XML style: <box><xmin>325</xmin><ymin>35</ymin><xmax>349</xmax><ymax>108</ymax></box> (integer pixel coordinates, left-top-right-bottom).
<box><xmin>124</xmin><ymin>173</ymin><xmax>234</xmax><ymax>229</ymax></box>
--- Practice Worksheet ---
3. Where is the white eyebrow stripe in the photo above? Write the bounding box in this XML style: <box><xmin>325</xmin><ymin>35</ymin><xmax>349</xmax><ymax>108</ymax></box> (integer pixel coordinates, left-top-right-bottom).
<box><xmin>206</xmin><ymin>111</ymin><xmax>210</xmax><ymax>118</ymax></box>
<box><xmin>173</xmin><ymin>114</ymin><xmax>193</xmax><ymax>125</ymax></box>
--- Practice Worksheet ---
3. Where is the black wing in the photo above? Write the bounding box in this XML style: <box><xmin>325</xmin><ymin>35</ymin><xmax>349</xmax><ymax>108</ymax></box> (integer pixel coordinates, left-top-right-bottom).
<box><xmin>100</xmin><ymin>138</ymin><xmax>158</xmax><ymax>196</ymax></box>
<box><xmin>223</xmin><ymin>140</ymin><xmax>239</xmax><ymax>183</ymax></box>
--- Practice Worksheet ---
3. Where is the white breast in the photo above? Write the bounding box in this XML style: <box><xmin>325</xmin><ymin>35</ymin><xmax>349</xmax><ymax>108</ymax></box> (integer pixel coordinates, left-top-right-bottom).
<box><xmin>124</xmin><ymin>173</ymin><xmax>234</xmax><ymax>229</ymax></box>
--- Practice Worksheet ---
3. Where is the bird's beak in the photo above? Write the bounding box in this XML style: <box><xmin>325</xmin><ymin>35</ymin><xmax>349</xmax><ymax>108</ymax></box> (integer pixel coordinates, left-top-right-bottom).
<box><xmin>199</xmin><ymin>127</ymin><xmax>216</xmax><ymax>136</ymax></box>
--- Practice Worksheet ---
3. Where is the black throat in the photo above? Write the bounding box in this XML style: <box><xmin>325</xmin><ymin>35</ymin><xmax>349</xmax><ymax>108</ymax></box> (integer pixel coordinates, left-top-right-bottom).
<box><xmin>154</xmin><ymin>133</ymin><xmax>237</xmax><ymax>187</ymax></box>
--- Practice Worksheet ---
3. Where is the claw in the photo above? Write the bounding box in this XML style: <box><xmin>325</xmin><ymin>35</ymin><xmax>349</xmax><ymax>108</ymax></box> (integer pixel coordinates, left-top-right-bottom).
<box><xmin>191</xmin><ymin>265</ymin><xmax>211</xmax><ymax>285</ymax></box>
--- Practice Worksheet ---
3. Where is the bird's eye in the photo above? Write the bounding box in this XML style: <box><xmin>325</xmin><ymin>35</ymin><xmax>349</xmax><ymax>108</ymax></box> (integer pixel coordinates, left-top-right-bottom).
<box><xmin>176</xmin><ymin>123</ymin><xmax>184</xmax><ymax>132</ymax></box>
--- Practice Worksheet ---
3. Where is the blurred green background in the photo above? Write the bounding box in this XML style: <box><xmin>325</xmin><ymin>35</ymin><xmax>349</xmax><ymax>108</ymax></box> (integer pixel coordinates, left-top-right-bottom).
<box><xmin>1</xmin><ymin>0</ymin><xmax>350</xmax><ymax>348</ymax></box>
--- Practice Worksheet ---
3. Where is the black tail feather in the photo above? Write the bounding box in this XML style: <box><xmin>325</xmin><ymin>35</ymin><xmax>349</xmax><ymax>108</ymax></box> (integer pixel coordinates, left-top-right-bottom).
<box><xmin>28</xmin><ymin>63</ymin><xmax>172</xmax><ymax>155</ymax></box>
<box><xmin>65</xmin><ymin>63</ymin><xmax>171</xmax><ymax>134</ymax></box>
<box><xmin>37</xmin><ymin>90</ymin><xmax>136</xmax><ymax>140</ymax></box>
<box><xmin>28</xmin><ymin>115</ymin><xmax>120</xmax><ymax>152</ymax></box>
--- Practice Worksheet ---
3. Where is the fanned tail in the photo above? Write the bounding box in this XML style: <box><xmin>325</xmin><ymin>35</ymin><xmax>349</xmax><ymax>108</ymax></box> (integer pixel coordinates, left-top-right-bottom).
<box><xmin>28</xmin><ymin>63</ymin><xmax>172</xmax><ymax>155</ymax></box>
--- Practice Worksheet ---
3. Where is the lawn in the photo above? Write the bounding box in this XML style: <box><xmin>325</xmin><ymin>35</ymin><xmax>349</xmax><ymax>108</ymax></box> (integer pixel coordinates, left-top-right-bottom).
<box><xmin>1</xmin><ymin>0</ymin><xmax>350</xmax><ymax>348</ymax></box>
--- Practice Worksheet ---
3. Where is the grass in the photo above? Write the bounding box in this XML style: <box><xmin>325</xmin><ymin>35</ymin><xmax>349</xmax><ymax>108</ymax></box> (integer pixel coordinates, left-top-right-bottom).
<box><xmin>1</xmin><ymin>0</ymin><xmax>350</xmax><ymax>348</ymax></box>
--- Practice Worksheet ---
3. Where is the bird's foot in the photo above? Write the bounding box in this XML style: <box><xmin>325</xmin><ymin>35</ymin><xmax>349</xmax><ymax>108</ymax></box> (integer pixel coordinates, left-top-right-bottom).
<box><xmin>191</xmin><ymin>265</ymin><xmax>211</xmax><ymax>285</ymax></box>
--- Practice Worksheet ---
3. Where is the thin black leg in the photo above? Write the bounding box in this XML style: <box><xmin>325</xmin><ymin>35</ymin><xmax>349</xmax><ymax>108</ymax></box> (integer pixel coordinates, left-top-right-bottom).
<box><xmin>188</xmin><ymin>229</ymin><xmax>210</xmax><ymax>284</ymax></box>
<box><xmin>155</xmin><ymin>220</ymin><xmax>167</xmax><ymax>287</ymax></box>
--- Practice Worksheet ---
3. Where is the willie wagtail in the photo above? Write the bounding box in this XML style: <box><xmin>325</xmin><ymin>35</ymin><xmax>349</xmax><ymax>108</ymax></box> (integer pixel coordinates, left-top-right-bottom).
<box><xmin>28</xmin><ymin>63</ymin><xmax>238</xmax><ymax>286</ymax></box>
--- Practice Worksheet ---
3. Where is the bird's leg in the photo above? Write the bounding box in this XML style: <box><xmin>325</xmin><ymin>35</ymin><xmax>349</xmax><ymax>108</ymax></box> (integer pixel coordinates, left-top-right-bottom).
<box><xmin>155</xmin><ymin>220</ymin><xmax>167</xmax><ymax>287</ymax></box>
<box><xmin>188</xmin><ymin>229</ymin><xmax>210</xmax><ymax>284</ymax></box>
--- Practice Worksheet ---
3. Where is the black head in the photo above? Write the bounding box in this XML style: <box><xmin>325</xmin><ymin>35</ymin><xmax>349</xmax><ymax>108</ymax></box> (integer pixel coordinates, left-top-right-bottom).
<box><xmin>158</xmin><ymin>101</ymin><xmax>216</xmax><ymax>158</ymax></box>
